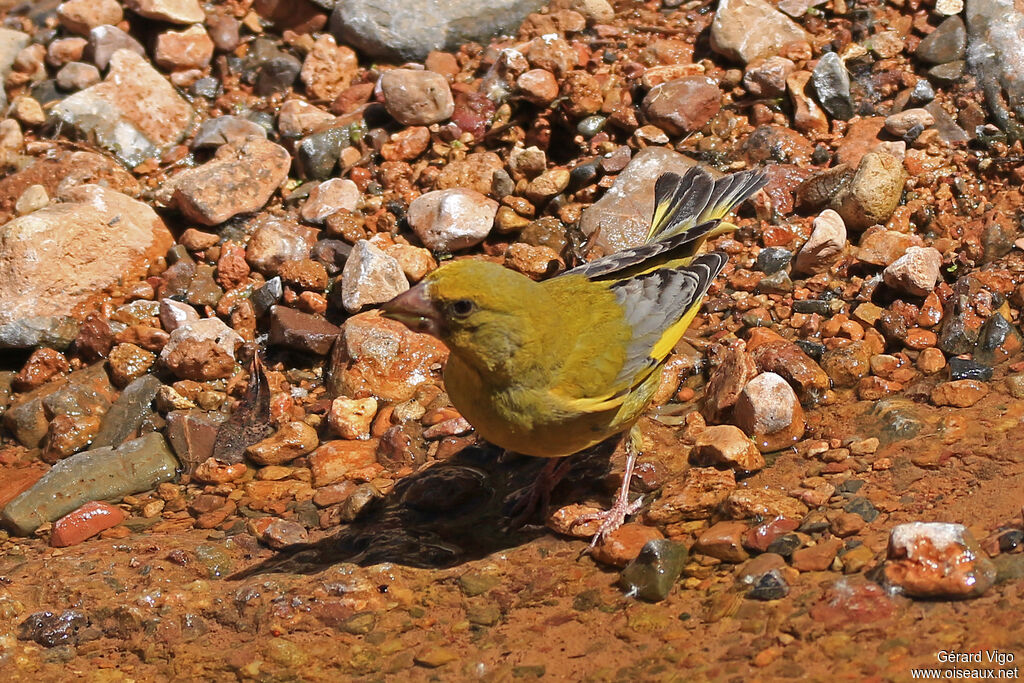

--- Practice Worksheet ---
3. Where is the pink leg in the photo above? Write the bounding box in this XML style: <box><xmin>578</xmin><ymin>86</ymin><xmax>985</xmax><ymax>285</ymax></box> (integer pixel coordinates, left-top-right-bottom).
<box><xmin>579</xmin><ymin>435</ymin><xmax>644</xmax><ymax>549</ymax></box>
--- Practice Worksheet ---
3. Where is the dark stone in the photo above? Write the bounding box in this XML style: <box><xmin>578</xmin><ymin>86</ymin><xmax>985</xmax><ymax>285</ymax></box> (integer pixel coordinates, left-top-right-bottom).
<box><xmin>296</xmin><ymin>126</ymin><xmax>351</xmax><ymax>179</ymax></box>
<box><xmin>948</xmin><ymin>356</ymin><xmax>993</xmax><ymax>382</ymax></box>
<box><xmin>252</xmin><ymin>277</ymin><xmax>283</xmax><ymax>317</ymax></box>
<box><xmin>910</xmin><ymin>79</ymin><xmax>935</xmax><ymax>104</ymax></box>
<box><xmin>938</xmin><ymin>288</ymin><xmax>980</xmax><ymax>356</ymax></box>
<box><xmin>792</xmin><ymin>299</ymin><xmax>831</xmax><ymax>315</ymax></box>
<box><xmin>927</xmin><ymin>61</ymin><xmax>965</xmax><ymax>83</ymax></box>
<box><xmin>91</xmin><ymin>374</ymin><xmax>162</xmax><ymax>449</ymax></box>
<box><xmin>843</xmin><ymin>496</ymin><xmax>879</xmax><ymax>523</ymax></box>
<box><xmin>765</xmin><ymin>533</ymin><xmax>802</xmax><ymax>558</ymax></box>
<box><xmin>811</xmin><ymin>52</ymin><xmax>853</xmax><ymax>121</ymax></box>
<box><xmin>997</xmin><ymin>528</ymin><xmax>1023</xmax><ymax>553</ymax></box>
<box><xmin>746</xmin><ymin>569</ymin><xmax>789</xmax><ymax>601</ymax></box>
<box><xmin>568</xmin><ymin>158</ymin><xmax>602</xmax><ymax>192</ymax></box>
<box><xmin>18</xmin><ymin>611</ymin><xmax>90</xmax><ymax>647</ymax></box>
<box><xmin>185</xmin><ymin>264</ymin><xmax>224</xmax><ymax>308</ymax></box>
<box><xmin>799</xmin><ymin>510</ymin><xmax>830</xmax><ymax>533</ymax></box>
<box><xmin>618</xmin><ymin>539</ymin><xmax>688</xmax><ymax>602</ymax></box>
<box><xmin>916</xmin><ymin>16</ymin><xmax>966</xmax><ymax>65</ymax></box>
<box><xmin>756</xmin><ymin>270</ymin><xmax>793</xmax><ymax>294</ymax></box>
<box><xmin>165</xmin><ymin>409</ymin><xmax>227</xmax><ymax>473</ymax></box>
<box><xmin>191</xmin><ymin>76</ymin><xmax>220</xmax><ymax>99</ymax></box>
<box><xmin>795</xmin><ymin>340</ymin><xmax>825</xmax><ymax>360</ymax></box>
<box><xmin>577</xmin><ymin>115</ymin><xmax>607</xmax><ymax>139</ymax></box>
<box><xmin>311</xmin><ymin>239</ymin><xmax>352</xmax><ymax>275</ymax></box>
<box><xmin>755</xmin><ymin>247</ymin><xmax>792</xmax><ymax>274</ymax></box>
<box><xmin>268</xmin><ymin>306</ymin><xmax>340</xmax><ymax>355</ymax></box>
<box><xmin>837</xmin><ymin>479</ymin><xmax>865</xmax><ymax>494</ymax></box>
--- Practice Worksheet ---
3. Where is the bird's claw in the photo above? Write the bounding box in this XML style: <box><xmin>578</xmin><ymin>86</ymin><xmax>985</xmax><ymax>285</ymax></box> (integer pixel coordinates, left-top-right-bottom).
<box><xmin>579</xmin><ymin>495</ymin><xmax>644</xmax><ymax>550</ymax></box>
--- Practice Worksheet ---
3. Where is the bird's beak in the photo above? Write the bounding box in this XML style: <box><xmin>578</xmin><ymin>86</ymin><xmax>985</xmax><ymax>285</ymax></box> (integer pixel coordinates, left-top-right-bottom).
<box><xmin>381</xmin><ymin>282</ymin><xmax>442</xmax><ymax>336</ymax></box>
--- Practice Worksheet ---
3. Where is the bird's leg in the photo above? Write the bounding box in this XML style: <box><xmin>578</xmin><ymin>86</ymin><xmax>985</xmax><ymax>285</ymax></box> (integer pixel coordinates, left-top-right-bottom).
<box><xmin>508</xmin><ymin>457</ymin><xmax>575</xmax><ymax>528</ymax></box>
<box><xmin>580</xmin><ymin>427</ymin><xmax>645</xmax><ymax>550</ymax></box>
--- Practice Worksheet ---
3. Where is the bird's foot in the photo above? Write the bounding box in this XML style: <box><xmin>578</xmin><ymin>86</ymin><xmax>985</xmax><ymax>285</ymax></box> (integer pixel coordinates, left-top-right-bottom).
<box><xmin>505</xmin><ymin>458</ymin><xmax>575</xmax><ymax>529</ymax></box>
<box><xmin>579</xmin><ymin>495</ymin><xmax>645</xmax><ymax>550</ymax></box>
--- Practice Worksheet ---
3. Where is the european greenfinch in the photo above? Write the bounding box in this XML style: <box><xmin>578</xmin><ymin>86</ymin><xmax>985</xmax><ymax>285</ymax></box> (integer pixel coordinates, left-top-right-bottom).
<box><xmin>383</xmin><ymin>166</ymin><xmax>767</xmax><ymax>544</ymax></box>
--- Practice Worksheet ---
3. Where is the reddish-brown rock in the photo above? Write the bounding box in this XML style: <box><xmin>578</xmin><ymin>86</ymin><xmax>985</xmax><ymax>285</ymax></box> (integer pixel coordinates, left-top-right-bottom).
<box><xmin>50</xmin><ymin>501</ymin><xmax>126</xmax><ymax>547</ymax></box>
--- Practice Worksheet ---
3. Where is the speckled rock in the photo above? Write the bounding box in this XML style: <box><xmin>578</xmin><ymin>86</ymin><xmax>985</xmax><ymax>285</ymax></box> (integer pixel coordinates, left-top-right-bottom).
<box><xmin>645</xmin><ymin>467</ymin><xmax>736</xmax><ymax>523</ymax></box>
<box><xmin>831</xmin><ymin>152</ymin><xmax>907</xmax><ymax>231</ymax></box>
<box><xmin>300</xmin><ymin>178</ymin><xmax>360</xmax><ymax>223</ymax></box>
<box><xmin>171</xmin><ymin>137</ymin><xmax>291</xmax><ymax>225</ymax></box>
<box><xmin>58</xmin><ymin>0</ymin><xmax>123</xmax><ymax>36</ymax></box>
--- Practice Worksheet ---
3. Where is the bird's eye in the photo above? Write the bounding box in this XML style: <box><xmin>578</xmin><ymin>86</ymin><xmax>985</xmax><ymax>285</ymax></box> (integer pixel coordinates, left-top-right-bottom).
<box><xmin>450</xmin><ymin>299</ymin><xmax>476</xmax><ymax>317</ymax></box>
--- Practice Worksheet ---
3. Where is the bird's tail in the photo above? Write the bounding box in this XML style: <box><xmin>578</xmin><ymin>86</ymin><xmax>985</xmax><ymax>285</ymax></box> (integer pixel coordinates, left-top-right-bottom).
<box><xmin>646</xmin><ymin>166</ymin><xmax>767</xmax><ymax>245</ymax></box>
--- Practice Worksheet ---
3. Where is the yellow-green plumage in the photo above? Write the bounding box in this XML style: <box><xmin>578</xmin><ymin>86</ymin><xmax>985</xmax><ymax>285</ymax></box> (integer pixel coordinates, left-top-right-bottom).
<box><xmin>383</xmin><ymin>166</ymin><xmax>767</xmax><ymax>463</ymax></box>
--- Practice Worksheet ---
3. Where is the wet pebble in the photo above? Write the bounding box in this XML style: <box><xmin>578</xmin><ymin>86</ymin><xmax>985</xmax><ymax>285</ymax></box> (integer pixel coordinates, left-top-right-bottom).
<box><xmin>692</xmin><ymin>424</ymin><xmax>765</xmax><ymax>472</ymax></box>
<box><xmin>618</xmin><ymin>539</ymin><xmax>688</xmax><ymax>602</ymax></box>
<box><xmin>592</xmin><ymin>523</ymin><xmax>664</xmax><ymax>567</ymax></box>
<box><xmin>930</xmin><ymin>379</ymin><xmax>989</xmax><ymax>407</ymax></box>
<box><xmin>733</xmin><ymin>372</ymin><xmax>805</xmax><ymax>451</ymax></box>
<box><xmin>246</xmin><ymin>421</ymin><xmax>319</xmax><ymax>465</ymax></box>
<box><xmin>883</xmin><ymin>522</ymin><xmax>996</xmax><ymax>599</ymax></box>
<box><xmin>694</xmin><ymin>521</ymin><xmax>749</xmax><ymax>563</ymax></box>
<box><xmin>50</xmin><ymin>500</ymin><xmax>126</xmax><ymax>547</ymax></box>
<box><xmin>883</xmin><ymin>246</ymin><xmax>941</xmax><ymax>297</ymax></box>
<box><xmin>408</xmin><ymin>188</ymin><xmax>497</xmax><ymax>252</ymax></box>
<box><xmin>18</xmin><ymin>610</ymin><xmax>91</xmax><ymax>647</ymax></box>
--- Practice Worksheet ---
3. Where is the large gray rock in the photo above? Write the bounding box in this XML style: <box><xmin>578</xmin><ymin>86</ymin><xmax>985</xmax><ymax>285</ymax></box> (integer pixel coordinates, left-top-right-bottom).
<box><xmin>579</xmin><ymin>147</ymin><xmax>703</xmax><ymax>253</ymax></box>
<box><xmin>710</xmin><ymin>0</ymin><xmax>809</xmax><ymax>64</ymax></box>
<box><xmin>51</xmin><ymin>49</ymin><xmax>194</xmax><ymax>166</ymax></box>
<box><xmin>330</xmin><ymin>0</ymin><xmax>547</xmax><ymax>62</ymax></box>
<box><xmin>0</xmin><ymin>185</ymin><xmax>174</xmax><ymax>328</ymax></box>
<box><xmin>1</xmin><ymin>432</ymin><xmax>179</xmax><ymax>535</ymax></box>
<box><xmin>967</xmin><ymin>0</ymin><xmax>1024</xmax><ymax>134</ymax></box>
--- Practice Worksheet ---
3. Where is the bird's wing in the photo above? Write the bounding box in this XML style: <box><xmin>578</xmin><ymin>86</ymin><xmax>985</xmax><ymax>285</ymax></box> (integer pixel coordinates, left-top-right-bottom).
<box><xmin>559</xmin><ymin>220</ymin><xmax>721</xmax><ymax>280</ymax></box>
<box><xmin>608</xmin><ymin>251</ymin><xmax>728</xmax><ymax>391</ymax></box>
<box><xmin>648</xmin><ymin>167</ymin><xmax>769</xmax><ymax>241</ymax></box>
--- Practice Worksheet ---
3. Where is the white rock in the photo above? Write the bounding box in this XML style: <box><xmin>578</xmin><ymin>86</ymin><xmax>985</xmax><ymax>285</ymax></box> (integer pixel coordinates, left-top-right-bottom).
<box><xmin>300</xmin><ymin>178</ymin><xmax>360</xmax><ymax>224</ymax></box>
<box><xmin>883</xmin><ymin>245</ymin><xmax>941</xmax><ymax>296</ymax></box>
<box><xmin>339</xmin><ymin>240</ymin><xmax>409</xmax><ymax>313</ymax></box>
<box><xmin>793</xmin><ymin>209</ymin><xmax>847</xmax><ymax>274</ymax></box>
<box><xmin>159</xmin><ymin>317</ymin><xmax>243</xmax><ymax>363</ymax></box>
<box><xmin>407</xmin><ymin>188</ymin><xmax>497</xmax><ymax>252</ymax></box>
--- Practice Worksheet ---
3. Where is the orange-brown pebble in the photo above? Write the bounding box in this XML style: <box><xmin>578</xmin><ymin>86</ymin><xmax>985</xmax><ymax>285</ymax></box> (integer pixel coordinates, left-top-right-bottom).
<box><xmin>903</xmin><ymin>328</ymin><xmax>937</xmax><ymax>350</ymax></box>
<box><xmin>51</xmin><ymin>501</ymin><xmax>126</xmax><ymax>547</ymax></box>
<box><xmin>591</xmin><ymin>523</ymin><xmax>664</xmax><ymax>567</ymax></box>
<box><xmin>193</xmin><ymin>457</ymin><xmax>248</xmax><ymax>484</ymax></box>
<box><xmin>931</xmin><ymin>380</ymin><xmax>989</xmax><ymax>408</ymax></box>
<box><xmin>309</xmin><ymin>439</ymin><xmax>381</xmax><ymax>486</ymax></box>
<box><xmin>917</xmin><ymin>347</ymin><xmax>945</xmax><ymax>374</ymax></box>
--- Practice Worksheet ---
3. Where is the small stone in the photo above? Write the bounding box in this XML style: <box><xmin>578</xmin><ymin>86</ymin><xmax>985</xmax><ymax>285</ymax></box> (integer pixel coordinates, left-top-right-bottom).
<box><xmin>415</xmin><ymin>646</ymin><xmax>459</xmax><ymax>669</ymax></box>
<box><xmin>811</xmin><ymin>52</ymin><xmax>853</xmax><ymax>120</ymax></box>
<box><xmin>154</xmin><ymin>25</ymin><xmax>214</xmax><ymax>72</ymax></box>
<box><xmin>408</xmin><ymin>188</ymin><xmax>497</xmax><ymax>253</ymax></box>
<box><xmin>50</xmin><ymin>500</ymin><xmax>125</xmax><ymax>547</ymax></box>
<box><xmin>883</xmin><ymin>522</ymin><xmax>995</xmax><ymax>598</ymax></box>
<box><xmin>300</xmin><ymin>34</ymin><xmax>358</xmax><ymax>102</ymax></box>
<box><xmin>694</xmin><ymin>521</ymin><xmax>750</xmax><ymax>563</ymax></box>
<box><xmin>710</xmin><ymin>0</ymin><xmax>809</xmax><ymax>64</ymax></box>
<box><xmin>308</xmin><ymin>439</ymin><xmax>380</xmax><ymax>486</ymax></box>
<box><xmin>58</xmin><ymin>0</ymin><xmax>123</xmax><ymax>36</ymax></box>
<box><xmin>246</xmin><ymin>217</ymin><xmax>314</xmax><ymax>276</ymax></box>
<box><xmin>17</xmin><ymin>610</ymin><xmax>90</xmax><ymax>647</ymax></box>
<box><xmin>328</xmin><ymin>396</ymin><xmax>377</xmax><ymax>439</ymax></box>
<box><xmin>524</xmin><ymin>168</ymin><xmax>571</xmax><ymax>203</ymax></box>
<box><xmin>87</xmin><ymin>25</ymin><xmax>145</xmax><ymax>70</ymax></box>
<box><xmin>644</xmin><ymin>467</ymin><xmax>736</xmax><ymax>523</ymax></box>
<box><xmin>172</xmin><ymin>138</ymin><xmax>291</xmax><ymax>226</ymax></box>
<box><xmin>546</xmin><ymin>503</ymin><xmax>603</xmax><ymax>537</ymax></box>
<box><xmin>124</xmin><ymin>0</ymin><xmax>205</xmax><ymax>24</ymax></box>
<box><xmin>328</xmin><ymin>312</ymin><xmax>447</xmax><ymax>402</ymax></box>
<box><xmin>300</xmin><ymin>178</ymin><xmax>360</xmax><ymax>223</ymax></box>
<box><xmin>249</xmin><ymin>517</ymin><xmax>309</xmax><ymax>549</ymax></box>
<box><xmin>692</xmin><ymin>424</ymin><xmax>765</xmax><ymax>472</ymax></box>
<box><xmin>790</xmin><ymin>538</ymin><xmax>843</xmax><ymax>571</ymax></box>
<box><xmin>338</xmin><ymin>240</ymin><xmax>409</xmax><ymax>313</ymax></box>
<box><xmin>618</xmin><ymin>539</ymin><xmax>688</xmax><ymax>602</ymax></box>
<box><xmin>246</xmin><ymin>421</ymin><xmax>319</xmax><ymax>465</ymax></box>
<box><xmin>794</xmin><ymin>209</ymin><xmax>846</xmax><ymax>274</ymax></box>
<box><xmin>516</xmin><ymin>68</ymin><xmax>559</xmax><ymax>105</ymax></box>
<box><xmin>722</xmin><ymin>487</ymin><xmax>808</xmax><ymax>520</ymax></box>
<box><xmin>592</xmin><ymin>523</ymin><xmax>664</xmax><ymax>568</ymax></box>
<box><xmin>832</xmin><ymin>152</ymin><xmax>907</xmax><ymax>231</ymax></box>
<box><xmin>386</xmin><ymin>244</ymin><xmax>436</xmax><ymax>282</ymax></box>
<box><xmin>883</xmin><ymin>246</ymin><xmax>941</xmax><ymax>297</ymax></box>
<box><xmin>884</xmin><ymin>108</ymin><xmax>935</xmax><ymax>137</ymax></box>
<box><xmin>641</xmin><ymin>76</ymin><xmax>721</xmax><ymax>136</ymax></box>
<box><xmin>931</xmin><ymin>379</ymin><xmax>989</xmax><ymax>408</ymax></box>
<box><xmin>107</xmin><ymin>343</ymin><xmax>156</xmax><ymax>387</ymax></box>
<box><xmin>55</xmin><ymin>61</ymin><xmax>100</xmax><ymax>90</ymax></box>
<box><xmin>268</xmin><ymin>306</ymin><xmax>339</xmax><ymax>356</ymax></box>
<box><xmin>743</xmin><ymin>56</ymin><xmax>795</xmax><ymax>98</ymax></box>
<box><xmin>381</xmin><ymin>69</ymin><xmax>454</xmax><ymax>126</ymax></box>
<box><xmin>192</xmin><ymin>115</ymin><xmax>266</xmax><ymax>150</ymax></box>
<box><xmin>743</xmin><ymin>517</ymin><xmax>800</xmax><ymax>552</ymax></box>
<box><xmin>733</xmin><ymin>372</ymin><xmax>805</xmax><ymax>451</ymax></box>
<box><xmin>916</xmin><ymin>16</ymin><xmax>965</xmax><ymax>65</ymax></box>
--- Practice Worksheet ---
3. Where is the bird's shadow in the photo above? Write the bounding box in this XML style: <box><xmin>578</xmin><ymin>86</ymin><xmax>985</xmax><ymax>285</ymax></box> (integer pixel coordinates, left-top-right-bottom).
<box><xmin>227</xmin><ymin>440</ymin><xmax>617</xmax><ymax>580</ymax></box>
